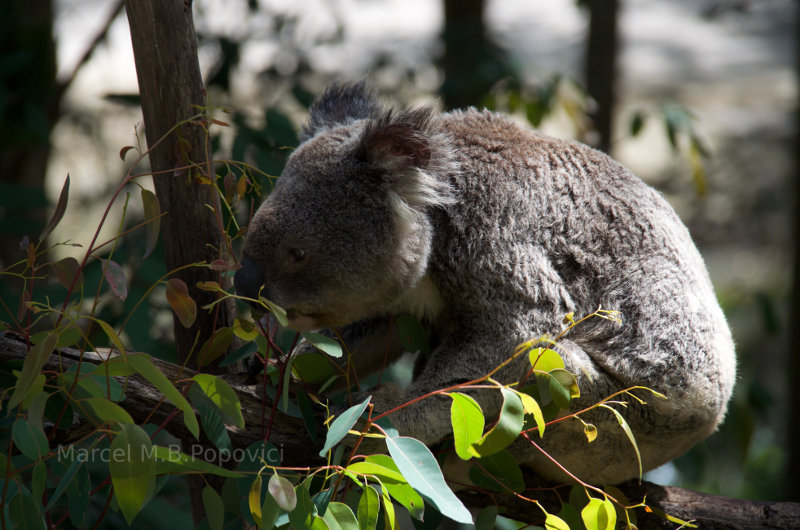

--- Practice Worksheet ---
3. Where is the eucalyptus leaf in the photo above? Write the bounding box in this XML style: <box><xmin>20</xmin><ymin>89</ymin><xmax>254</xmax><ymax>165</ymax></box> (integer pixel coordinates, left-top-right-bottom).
<box><xmin>7</xmin><ymin>332</ymin><xmax>58</xmax><ymax>410</ymax></box>
<box><xmin>192</xmin><ymin>372</ymin><xmax>245</xmax><ymax>428</ymax></box>
<box><xmin>319</xmin><ymin>396</ymin><xmax>371</xmax><ymax>457</ymax></box>
<box><xmin>301</xmin><ymin>330</ymin><xmax>342</xmax><ymax>358</ymax></box>
<box><xmin>109</xmin><ymin>424</ymin><xmax>156</xmax><ymax>525</ymax></box>
<box><xmin>268</xmin><ymin>473</ymin><xmax>297</xmax><ymax>512</ymax></box>
<box><xmin>357</xmin><ymin>485</ymin><xmax>380</xmax><ymax>530</ymax></box>
<box><xmin>469</xmin><ymin>387</ymin><xmax>524</xmax><ymax>458</ymax></box>
<box><xmin>581</xmin><ymin>497</ymin><xmax>617</xmax><ymax>530</ymax></box>
<box><xmin>11</xmin><ymin>418</ymin><xmax>49</xmax><ymax>460</ymax></box>
<box><xmin>128</xmin><ymin>353</ymin><xmax>199</xmax><ymax>439</ymax></box>
<box><xmin>449</xmin><ymin>392</ymin><xmax>485</xmax><ymax>460</ymax></box>
<box><xmin>385</xmin><ymin>436</ymin><xmax>472</xmax><ymax>524</ymax></box>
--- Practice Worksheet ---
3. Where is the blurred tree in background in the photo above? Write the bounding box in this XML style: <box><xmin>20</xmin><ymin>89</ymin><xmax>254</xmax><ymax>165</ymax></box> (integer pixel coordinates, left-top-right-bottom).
<box><xmin>0</xmin><ymin>0</ymin><xmax>57</xmax><ymax>267</ymax></box>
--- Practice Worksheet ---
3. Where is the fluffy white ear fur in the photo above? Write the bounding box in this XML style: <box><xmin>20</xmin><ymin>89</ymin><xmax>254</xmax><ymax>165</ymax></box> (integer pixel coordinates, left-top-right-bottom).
<box><xmin>358</xmin><ymin>108</ymin><xmax>456</xmax><ymax>215</ymax></box>
<box><xmin>356</xmin><ymin>108</ymin><xmax>457</xmax><ymax>288</ymax></box>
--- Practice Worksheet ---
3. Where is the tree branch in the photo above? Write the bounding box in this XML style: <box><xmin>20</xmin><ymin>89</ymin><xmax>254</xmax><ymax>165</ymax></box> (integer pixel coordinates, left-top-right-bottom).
<box><xmin>2</xmin><ymin>333</ymin><xmax>798</xmax><ymax>528</ymax></box>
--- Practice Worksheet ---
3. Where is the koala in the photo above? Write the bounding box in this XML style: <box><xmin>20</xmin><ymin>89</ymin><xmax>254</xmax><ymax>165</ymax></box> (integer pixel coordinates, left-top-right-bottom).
<box><xmin>234</xmin><ymin>82</ymin><xmax>736</xmax><ymax>485</ymax></box>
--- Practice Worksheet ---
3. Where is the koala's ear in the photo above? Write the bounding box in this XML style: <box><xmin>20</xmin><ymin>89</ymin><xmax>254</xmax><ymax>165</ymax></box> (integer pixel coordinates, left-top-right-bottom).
<box><xmin>357</xmin><ymin>108</ymin><xmax>434</xmax><ymax>170</ymax></box>
<box><xmin>300</xmin><ymin>81</ymin><xmax>380</xmax><ymax>142</ymax></box>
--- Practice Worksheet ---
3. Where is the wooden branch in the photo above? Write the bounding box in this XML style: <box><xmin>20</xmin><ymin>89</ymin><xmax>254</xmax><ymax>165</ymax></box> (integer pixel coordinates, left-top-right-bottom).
<box><xmin>0</xmin><ymin>334</ymin><xmax>314</xmax><ymax>466</ymax></box>
<box><xmin>2</xmin><ymin>333</ymin><xmax>798</xmax><ymax>528</ymax></box>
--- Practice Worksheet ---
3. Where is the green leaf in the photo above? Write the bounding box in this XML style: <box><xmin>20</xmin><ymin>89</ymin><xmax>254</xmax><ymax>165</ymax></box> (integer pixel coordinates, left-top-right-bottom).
<box><xmin>515</xmin><ymin>388</ymin><xmax>545</xmax><ymax>437</ymax></box>
<box><xmin>380</xmin><ymin>481</ymin><xmax>397</xmax><ymax>529</ymax></box>
<box><xmin>40</xmin><ymin>173</ymin><xmax>69</xmax><ymax>241</ymax></box>
<box><xmin>45</xmin><ymin>458</ymin><xmax>84</xmax><ymax>511</ymax></box>
<box><xmin>83</xmin><ymin>396</ymin><xmax>134</xmax><ymax>425</ymax></box>
<box><xmin>545</xmin><ymin>513</ymin><xmax>571</xmax><ymax>530</ymax></box>
<box><xmin>12</xmin><ymin>418</ymin><xmax>49</xmax><ymax>460</ymax></box>
<box><xmin>196</xmin><ymin>327</ymin><xmax>234</xmax><ymax>368</ymax></box>
<box><xmin>296</xmin><ymin>389</ymin><xmax>320</xmax><ymax>444</ymax></box>
<box><xmin>219</xmin><ymin>341</ymin><xmax>258</xmax><ymax>368</ymax></box>
<box><xmin>7</xmin><ymin>332</ymin><xmax>58</xmax><ymax>410</ymax></box>
<box><xmin>468</xmin><ymin>449</ymin><xmax>524</xmax><ymax>493</ymax></box>
<box><xmin>32</xmin><ymin>461</ymin><xmax>47</xmax><ymax>503</ymax></box>
<box><xmin>56</xmin><ymin>324</ymin><xmax>83</xmax><ymax>348</ymax></box>
<box><xmin>192</xmin><ymin>373</ymin><xmax>245</xmax><ymax>428</ymax></box>
<box><xmin>584</xmin><ymin>422</ymin><xmax>598</xmax><ymax>443</ymax></box>
<box><xmin>233</xmin><ymin>317</ymin><xmax>259</xmax><ymax>341</ymax></box>
<box><xmin>89</xmin><ymin>317</ymin><xmax>127</xmax><ymax>358</ymax></box>
<box><xmin>346</xmin><ymin>461</ymin><xmax>406</xmax><ymax>484</ymax></box>
<box><xmin>128</xmin><ymin>353</ymin><xmax>199</xmax><ymax>439</ymax></box>
<box><xmin>100</xmin><ymin>258</ymin><xmax>128</xmax><ymax>301</ymax></box>
<box><xmin>310</xmin><ymin>516</ymin><xmax>330</xmax><ymax>529</ymax></box>
<box><xmin>8</xmin><ymin>489</ymin><xmax>45</xmax><ymax>530</ymax></box>
<box><xmin>165</xmin><ymin>278</ymin><xmax>197</xmax><ymax>328</ymax></box>
<box><xmin>314</xmin><ymin>485</ymin><xmax>334</xmax><ymax>519</ymax></box>
<box><xmin>364</xmin><ymin>455</ymin><xmax>424</xmax><ymax>520</ymax></box>
<box><xmin>601</xmin><ymin>404</ymin><xmax>643</xmax><ymax>479</ymax></box>
<box><xmin>261</xmin><ymin>485</ymin><xmax>282</xmax><ymax>530</ymax></box>
<box><xmin>385</xmin><ymin>436</ymin><xmax>472</xmax><ymax>524</ymax></box>
<box><xmin>469</xmin><ymin>387</ymin><xmax>524</xmax><ymax>458</ymax></box>
<box><xmin>268</xmin><ymin>473</ymin><xmax>297</xmax><ymax>512</ymax></box>
<box><xmin>141</xmin><ymin>188</ymin><xmax>161</xmax><ymax>259</ymax></box>
<box><xmin>92</xmin><ymin>357</ymin><xmax>134</xmax><ymax>377</ymax></box>
<box><xmin>357</xmin><ymin>485</ymin><xmax>380</xmax><ymax>530</ymax></box>
<box><xmin>197</xmin><ymin>404</ymin><xmax>232</xmax><ymax>452</ymax></box>
<box><xmin>301</xmin><ymin>331</ymin><xmax>342</xmax><ymax>358</ymax></box>
<box><xmin>581</xmin><ymin>497</ymin><xmax>617</xmax><ymax>530</ymax></box>
<box><xmin>109</xmin><ymin>423</ymin><xmax>156</xmax><ymax>525</ymax></box>
<box><xmin>293</xmin><ymin>351</ymin><xmax>337</xmax><ymax>385</ymax></box>
<box><xmin>289</xmin><ymin>483</ymin><xmax>316</xmax><ymax>530</ymax></box>
<box><xmin>448</xmin><ymin>392</ymin><xmax>485</xmax><ymax>460</ymax></box>
<box><xmin>249</xmin><ymin>475</ymin><xmax>264</xmax><ymax>527</ymax></box>
<box><xmin>260</xmin><ymin>297</ymin><xmax>289</xmax><ymax>327</ymax></box>
<box><xmin>202</xmin><ymin>485</ymin><xmax>225</xmax><ymax>530</ymax></box>
<box><xmin>323</xmin><ymin>502</ymin><xmax>358</xmax><ymax>530</ymax></box>
<box><xmin>17</xmin><ymin>373</ymin><xmax>45</xmax><ymax>411</ymax></box>
<box><xmin>384</xmin><ymin>482</ymin><xmax>424</xmax><ymax>521</ymax></box>
<box><xmin>58</xmin><ymin>371</ymin><xmax>110</xmax><ymax>401</ymax></box>
<box><xmin>546</xmin><ymin>369</ymin><xmax>580</xmax><ymax>409</ymax></box>
<box><xmin>319</xmin><ymin>396</ymin><xmax>371</xmax><ymax>457</ymax></box>
<box><xmin>529</xmin><ymin>347</ymin><xmax>564</xmax><ymax>372</ymax></box>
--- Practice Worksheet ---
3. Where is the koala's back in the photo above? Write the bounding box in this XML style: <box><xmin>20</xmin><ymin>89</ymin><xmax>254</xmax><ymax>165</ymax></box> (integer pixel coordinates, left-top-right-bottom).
<box><xmin>430</xmin><ymin>109</ymin><xmax>735</xmax><ymax>430</ymax></box>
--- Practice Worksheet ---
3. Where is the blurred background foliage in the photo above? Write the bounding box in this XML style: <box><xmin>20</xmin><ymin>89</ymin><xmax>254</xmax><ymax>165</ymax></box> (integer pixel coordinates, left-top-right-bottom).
<box><xmin>1</xmin><ymin>0</ymin><xmax>797</xmax><ymax>510</ymax></box>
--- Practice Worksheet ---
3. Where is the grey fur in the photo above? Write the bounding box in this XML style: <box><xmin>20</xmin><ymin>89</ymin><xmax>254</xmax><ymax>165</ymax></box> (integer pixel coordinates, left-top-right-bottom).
<box><xmin>235</xmin><ymin>82</ymin><xmax>736</xmax><ymax>484</ymax></box>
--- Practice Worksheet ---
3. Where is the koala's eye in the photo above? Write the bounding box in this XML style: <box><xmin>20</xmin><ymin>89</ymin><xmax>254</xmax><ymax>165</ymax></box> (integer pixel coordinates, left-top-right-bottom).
<box><xmin>289</xmin><ymin>248</ymin><xmax>306</xmax><ymax>263</ymax></box>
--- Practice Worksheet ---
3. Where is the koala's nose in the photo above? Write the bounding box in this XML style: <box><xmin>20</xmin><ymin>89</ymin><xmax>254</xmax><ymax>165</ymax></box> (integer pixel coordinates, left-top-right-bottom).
<box><xmin>234</xmin><ymin>254</ymin><xmax>265</xmax><ymax>301</ymax></box>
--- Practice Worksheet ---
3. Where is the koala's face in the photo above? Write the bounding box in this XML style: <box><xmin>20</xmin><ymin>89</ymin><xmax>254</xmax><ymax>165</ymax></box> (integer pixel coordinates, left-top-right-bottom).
<box><xmin>235</xmin><ymin>126</ymin><xmax>407</xmax><ymax>331</ymax></box>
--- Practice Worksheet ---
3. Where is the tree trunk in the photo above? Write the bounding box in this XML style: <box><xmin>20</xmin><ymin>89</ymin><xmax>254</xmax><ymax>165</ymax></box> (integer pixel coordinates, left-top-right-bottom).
<box><xmin>441</xmin><ymin>0</ymin><xmax>505</xmax><ymax>110</ymax></box>
<box><xmin>124</xmin><ymin>0</ymin><xmax>233</xmax><ymax>372</ymax></box>
<box><xmin>583</xmin><ymin>0</ymin><xmax>620</xmax><ymax>153</ymax></box>
<box><xmin>0</xmin><ymin>0</ymin><xmax>56</xmax><ymax>267</ymax></box>
<box><xmin>124</xmin><ymin>0</ymin><xmax>235</xmax><ymax>522</ymax></box>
